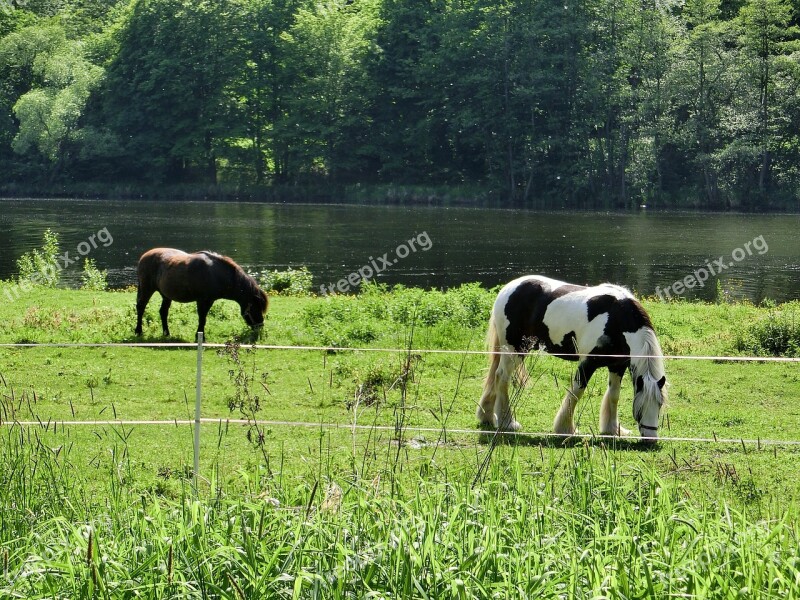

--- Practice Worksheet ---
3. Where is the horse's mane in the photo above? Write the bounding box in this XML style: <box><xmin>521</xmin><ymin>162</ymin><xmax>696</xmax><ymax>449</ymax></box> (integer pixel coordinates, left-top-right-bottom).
<box><xmin>198</xmin><ymin>251</ymin><xmax>266</xmax><ymax>302</ymax></box>
<box><xmin>198</xmin><ymin>251</ymin><xmax>250</xmax><ymax>279</ymax></box>
<box><xmin>630</xmin><ymin>327</ymin><xmax>668</xmax><ymax>405</ymax></box>
<box><xmin>630</xmin><ymin>328</ymin><xmax>663</xmax><ymax>376</ymax></box>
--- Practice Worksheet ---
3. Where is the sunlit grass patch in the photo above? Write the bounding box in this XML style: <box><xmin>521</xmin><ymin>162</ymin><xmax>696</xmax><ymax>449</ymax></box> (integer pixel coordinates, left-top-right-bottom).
<box><xmin>1</xmin><ymin>284</ymin><xmax>799</xmax><ymax>597</ymax></box>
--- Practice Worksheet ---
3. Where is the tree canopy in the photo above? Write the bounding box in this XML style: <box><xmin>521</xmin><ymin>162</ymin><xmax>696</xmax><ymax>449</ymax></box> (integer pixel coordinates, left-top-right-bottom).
<box><xmin>2</xmin><ymin>0</ymin><xmax>800</xmax><ymax>209</ymax></box>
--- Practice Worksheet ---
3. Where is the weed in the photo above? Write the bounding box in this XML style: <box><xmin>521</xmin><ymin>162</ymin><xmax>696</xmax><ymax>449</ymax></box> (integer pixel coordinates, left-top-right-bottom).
<box><xmin>252</xmin><ymin>266</ymin><xmax>313</xmax><ymax>296</ymax></box>
<box><xmin>16</xmin><ymin>229</ymin><xmax>60</xmax><ymax>288</ymax></box>
<box><xmin>735</xmin><ymin>301</ymin><xmax>800</xmax><ymax>357</ymax></box>
<box><xmin>219</xmin><ymin>340</ymin><xmax>271</xmax><ymax>450</ymax></box>
<box><xmin>80</xmin><ymin>258</ymin><xmax>108</xmax><ymax>292</ymax></box>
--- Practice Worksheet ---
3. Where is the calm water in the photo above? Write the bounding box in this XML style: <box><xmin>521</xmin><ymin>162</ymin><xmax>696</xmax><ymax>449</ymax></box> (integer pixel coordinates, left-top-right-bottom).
<box><xmin>1</xmin><ymin>198</ymin><xmax>798</xmax><ymax>302</ymax></box>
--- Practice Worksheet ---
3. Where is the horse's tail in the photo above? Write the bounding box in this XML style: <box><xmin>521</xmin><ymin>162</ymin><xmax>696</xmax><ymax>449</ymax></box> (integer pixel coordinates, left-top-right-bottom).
<box><xmin>482</xmin><ymin>315</ymin><xmax>501</xmax><ymax>396</ymax></box>
<box><xmin>136</xmin><ymin>250</ymin><xmax>161</xmax><ymax>297</ymax></box>
<box><xmin>260</xmin><ymin>288</ymin><xmax>270</xmax><ymax>316</ymax></box>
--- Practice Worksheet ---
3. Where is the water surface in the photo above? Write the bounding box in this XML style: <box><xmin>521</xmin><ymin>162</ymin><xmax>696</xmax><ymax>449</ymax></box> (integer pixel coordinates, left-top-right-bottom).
<box><xmin>1</xmin><ymin>199</ymin><xmax>797</xmax><ymax>302</ymax></box>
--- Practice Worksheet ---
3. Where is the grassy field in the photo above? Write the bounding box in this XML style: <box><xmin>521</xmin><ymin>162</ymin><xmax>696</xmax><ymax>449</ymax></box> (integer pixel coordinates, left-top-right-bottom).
<box><xmin>1</xmin><ymin>282</ymin><xmax>799</xmax><ymax>598</ymax></box>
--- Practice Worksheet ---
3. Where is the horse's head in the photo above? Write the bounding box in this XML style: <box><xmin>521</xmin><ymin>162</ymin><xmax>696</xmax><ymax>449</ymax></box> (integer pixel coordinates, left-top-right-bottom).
<box><xmin>242</xmin><ymin>288</ymin><xmax>269</xmax><ymax>329</ymax></box>
<box><xmin>632</xmin><ymin>373</ymin><xmax>667</xmax><ymax>441</ymax></box>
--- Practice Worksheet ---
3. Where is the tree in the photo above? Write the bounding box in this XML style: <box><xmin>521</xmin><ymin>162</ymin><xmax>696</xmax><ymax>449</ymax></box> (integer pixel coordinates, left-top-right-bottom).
<box><xmin>366</xmin><ymin>0</ymin><xmax>448</xmax><ymax>182</ymax></box>
<box><xmin>281</xmin><ymin>0</ymin><xmax>381</xmax><ymax>182</ymax></box>
<box><xmin>738</xmin><ymin>0</ymin><xmax>793</xmax><ymax>206</ymax></box>
<box><xmin>98</xmin><ymin>0</ymin><xmax>246</xmax><ymax>184</ymax></box>
<box><xmin>668</xmin><ymin>0</ymin><xmax>735</xmax><ymax>207</ymax></box>
<box><xmin>1</xmin><ymin>23</ymin><xmax>102</xmax><ymax>179</ymax></box>
<box><xmin>234</xmin><ymin>0</ymin><xmax>301</xmax><ymax>184</ymax></box>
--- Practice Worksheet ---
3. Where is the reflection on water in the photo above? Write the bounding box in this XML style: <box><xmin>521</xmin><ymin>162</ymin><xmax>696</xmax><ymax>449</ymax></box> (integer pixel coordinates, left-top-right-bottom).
<box><xmin>1</xmin><ymin>199</ymin><xmax>798</xmax><ymax>303</ymax></box>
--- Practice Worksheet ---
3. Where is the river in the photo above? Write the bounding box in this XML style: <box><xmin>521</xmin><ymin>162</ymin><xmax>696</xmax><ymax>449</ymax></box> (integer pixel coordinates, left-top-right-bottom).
<box><xmin>1</xmin><ymin>199</ymin><xmax>798</xmax><ymax>302</ymax></box>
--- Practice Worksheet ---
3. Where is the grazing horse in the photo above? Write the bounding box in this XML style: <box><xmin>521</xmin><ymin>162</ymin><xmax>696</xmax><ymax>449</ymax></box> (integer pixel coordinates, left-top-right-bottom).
<box><xmin>477</xmin><ymin>275</ymin><xmax>667</xmax><ymax>439</ymax></box>
<box><xmin>135</xmin><ymin>248</ymin><xmax>268</xmax><ymax>337</ymax></box>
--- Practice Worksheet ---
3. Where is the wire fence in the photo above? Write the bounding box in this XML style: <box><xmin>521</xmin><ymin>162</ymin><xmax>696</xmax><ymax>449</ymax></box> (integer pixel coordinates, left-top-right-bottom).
<box><xmin>2</xmin><ymin>338</ymin><xmax>800</xmax><ymax>489</ymax></box>
<box><xmin>1</xmin><ymin>341</ymin><xmax>799</xmax><ymax>362</ymax></box>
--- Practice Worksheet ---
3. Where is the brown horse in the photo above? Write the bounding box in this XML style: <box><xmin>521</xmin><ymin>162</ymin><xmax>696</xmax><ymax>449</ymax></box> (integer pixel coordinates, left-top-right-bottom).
<box><xmin>135</xmin><ymin>248</ymin><xmax>268</xmax><ymax>337</ymax></box>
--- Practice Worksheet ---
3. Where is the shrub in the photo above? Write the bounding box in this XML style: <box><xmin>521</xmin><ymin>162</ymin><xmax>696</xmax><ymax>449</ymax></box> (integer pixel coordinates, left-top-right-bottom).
<box><xmin>16</xmin><ymin>229</ymin><xmax>60</xmax><ymax>288</ymax></box>
<box><xmin>302</xmin><ymin>283</ymin><xmax>495</xmax><ymax>345</ymax></box>
<box><xmin>447</xmin><ymin>282</ymin><xmax>494</xmax><ymax>328</ymax></box>
<box><xmin>735</xmin><ymin>301</ymin><xmax>800</xmax><ymax>357</ymax></box>
<box><xmin>80</xmin><ymin>258</ymin><xmax>108</xmax><ymax>291</ymax></box>
<box><xmin>252</xmin><ymin>266</ymin><xmax>313</xmax><ymax>296</ymax></box>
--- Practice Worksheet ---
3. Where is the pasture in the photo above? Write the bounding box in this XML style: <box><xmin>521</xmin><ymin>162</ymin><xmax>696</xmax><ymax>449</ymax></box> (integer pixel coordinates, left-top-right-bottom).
<box><xmin>1</xmin><ymin>282</ymin><xmax>799</xmax><ymax>598</ymax></box>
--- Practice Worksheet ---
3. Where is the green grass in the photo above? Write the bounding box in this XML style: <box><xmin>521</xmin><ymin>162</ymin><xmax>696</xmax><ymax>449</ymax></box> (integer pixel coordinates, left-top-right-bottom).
<box><xmin>1</xmin><ymin>282</ymin><xmax>799</xmax><ymax>598</ymax></box>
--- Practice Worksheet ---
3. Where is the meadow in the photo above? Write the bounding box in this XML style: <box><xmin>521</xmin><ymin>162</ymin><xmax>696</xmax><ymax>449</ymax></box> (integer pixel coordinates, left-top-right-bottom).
<box><xmin>1</xmin><ymin>279</ymin><xmax>799</xmax><ymax>598</ymax></box>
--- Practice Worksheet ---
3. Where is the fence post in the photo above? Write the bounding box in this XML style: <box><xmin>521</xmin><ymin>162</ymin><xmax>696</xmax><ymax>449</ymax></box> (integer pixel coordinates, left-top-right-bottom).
<box><xmin>193</xmin><ymin>331</ymin><xmax>203</xmax><ymax>494</ymax></box>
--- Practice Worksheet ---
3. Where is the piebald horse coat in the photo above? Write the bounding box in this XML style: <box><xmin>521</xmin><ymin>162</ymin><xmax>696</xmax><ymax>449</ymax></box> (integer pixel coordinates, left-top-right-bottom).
<box><xmin>478</xmin><ymin>275</ymin><xmax>667</xmax><ymax>439</ymax></box>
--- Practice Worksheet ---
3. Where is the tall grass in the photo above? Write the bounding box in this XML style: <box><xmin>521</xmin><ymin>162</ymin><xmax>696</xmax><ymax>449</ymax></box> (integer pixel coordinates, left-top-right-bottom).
<box><xmin>736</xmin><ymin>301</ymin><xmax>800</xmax><ymax>357</ymax></box>
<box><xmin>2</xmin><ymin>424</ymin><xmax>798</xmax><ymax>599</ymax></box>
<box><xmin>2</xmin><ymin>270</ymin><xmax>800</xmax><ymax>597</ymax></box>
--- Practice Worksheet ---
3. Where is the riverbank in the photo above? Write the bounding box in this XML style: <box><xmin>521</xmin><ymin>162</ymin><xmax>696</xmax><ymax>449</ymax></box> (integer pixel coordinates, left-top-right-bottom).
<box><xmin>4</xmin><ymin>182</ymin><xmax>800</xmax><ymax>211</ymax></box>
<box><xmin>0</xmin><ymin>182</ymin><xmax>503</xmax><ymax>208</ymax></box>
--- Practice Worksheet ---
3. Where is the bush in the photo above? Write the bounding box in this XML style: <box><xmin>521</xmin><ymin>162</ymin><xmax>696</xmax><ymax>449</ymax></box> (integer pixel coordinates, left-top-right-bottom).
<box><xmin>16</xmin><ymin>229</ymin><xmax>60</xmax><ymax>288</ymax></box>
<box><xmin>302</xmin><ymin>283</ymin><xmax>495</xmax><ymax>346</ymax></box>
<box><xmin>252</xmin><ymin>266</ymin><xmax>313</xmax><ymax>296</ymax></box>
<box><xmin>735</xmin><ymin>302</ymin><xmax>800</xmax><ymax>357</ymax></box>
<box><xmin>80</xmin><ymin>258</ymin><xmax>108</xmax><ymax>291</ymax></box>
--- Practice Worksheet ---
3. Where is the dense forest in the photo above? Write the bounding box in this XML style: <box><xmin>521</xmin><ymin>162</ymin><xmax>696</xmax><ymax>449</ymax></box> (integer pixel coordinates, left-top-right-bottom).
<box><xmin>1</xmin><ymin>0</ymin><xmax>799</xmax><ymax>209</ymax></box>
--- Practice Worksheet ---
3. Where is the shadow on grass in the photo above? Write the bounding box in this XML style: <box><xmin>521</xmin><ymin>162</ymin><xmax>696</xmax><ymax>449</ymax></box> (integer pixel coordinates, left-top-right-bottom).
<box><xmin>476</xmin><ymin>425</ymin><xmax>659</xmax><ymax>452</ymax></box>
<box><xmin>126</xmin><ymin>327</ymin><xmax>263</xmax><ymax>347</ymax></box>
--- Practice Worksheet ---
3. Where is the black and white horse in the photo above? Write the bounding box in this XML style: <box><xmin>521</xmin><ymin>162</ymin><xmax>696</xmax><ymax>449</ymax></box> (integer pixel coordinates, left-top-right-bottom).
<box><xmin>478</xmin><ymin>275</ymin><xmax>667</xmax><ymax>439</ymax></box>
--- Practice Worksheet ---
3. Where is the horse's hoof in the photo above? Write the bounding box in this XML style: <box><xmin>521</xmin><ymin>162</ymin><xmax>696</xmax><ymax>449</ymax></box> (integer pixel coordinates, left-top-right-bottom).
<box><xmin>600</xmin><ymin>424</ymin><xmax>631</xmax><ymax>436</ymax></box>
<box><xmin>554</xmin><ymin>428</ymin><xmax>577</xmax><ymax>438</ymax></box>
<box><xmin>476</xmin><ymin>407</ymin><xmax>494</xmax><ymax>429</ymax></box>
<box><xmin>497</xmin><ymin>420</ymin><xmax>522</xmax><ymax>432</ymax></box>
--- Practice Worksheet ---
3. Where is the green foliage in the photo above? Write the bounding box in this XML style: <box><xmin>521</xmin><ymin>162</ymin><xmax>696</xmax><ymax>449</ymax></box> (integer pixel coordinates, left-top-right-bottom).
<box><xmin>79</xmin><ymin>257</ymin><xmax>107</xmax><ymax>291</ymax></box>
<box><xmin>303</xmin><ymin>294</ymin><xmax>379</xmax><ymax>346</ymax></box>
<box><xmin>735</xmin><ymin>301</ymin><xmax>800</xmax><ymax>356</ymax></box>
<box><xmin>253</xmin><ymin>266</ymin><xmax>313</xmax><ymax>296</ymax></box>
<box><xmin>303</xmin><ymin>282</ymin><xmax>493</xmax><ymax>347</ymax></box>
<box><xmin>2</xmin><ymin>426</ymin><xmax>800</xmax><ymax>598</ymax></box>
<box><xmin>1</xmin><ymin>23</ymin><xmax>103</xmax><ymax>170</ymax></box>
<box><xmin>15</xmin><ymin>227</ymin><xmax>60</xmax><ymax>287</ymax></box>
<box><xmin>282</xmin><ymin>0</ymin><xmax>381</xmax><ymax>180</ymax></box>
<box><xmin>96</xmin><ymin>0</ymin><xmax>248</xmax><ymax>183</ymax></box>
<box><xmin>3</xmin><ymin>0</ymin><xmax>800</xmax><ymax>203</ymax></box>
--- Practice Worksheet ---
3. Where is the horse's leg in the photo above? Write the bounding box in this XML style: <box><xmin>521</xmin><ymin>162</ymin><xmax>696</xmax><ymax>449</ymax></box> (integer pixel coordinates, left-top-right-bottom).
<box><xmin>135</xmin><ymin>287</ymin><xmax>155</xmax><ymax>335</ymax></box>
<box><xmin>159</xmin><ymin>296</ymin><xmax>172</xmax><ymax>337</ymax></box>
<box><xmin>476</xmin><ymin>345</ymin><xmax>500</xmax><ymax>427</ymax></box>
<box><xmin>492</xmin><ymin>353</ymin><xmax>522</xmax><ymax>431</ymax></box>
<box><xmin>553</xmin><ymin>361</ymin><xmax>597</xmax><ymax>435</ymax></box>
<box><xmin>196</xmin><ymin>300</ymin><xmax>213</xmax><ymax>337</ymax></box>
<box><xmin>599</xmin><ymin>366</ymin><xmax>630</xmax><ymax>436</ymax></box>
